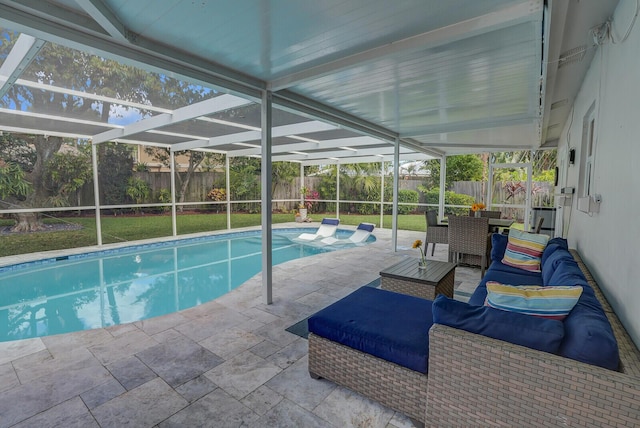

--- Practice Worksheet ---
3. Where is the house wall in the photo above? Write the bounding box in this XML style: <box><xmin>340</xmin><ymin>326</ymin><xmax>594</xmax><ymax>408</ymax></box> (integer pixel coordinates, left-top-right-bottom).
<box><xmin>556</xmin><ymin>0</ymin><xmax>640</xmax><ymax>346</ymax></box>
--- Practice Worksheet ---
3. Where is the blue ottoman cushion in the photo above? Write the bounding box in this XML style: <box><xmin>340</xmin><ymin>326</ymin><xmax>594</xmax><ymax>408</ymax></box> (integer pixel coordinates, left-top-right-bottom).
<box><xmin>308</xmin><ymin>286</ymin><xmax>432</xmax><ymax>373</ymax></box>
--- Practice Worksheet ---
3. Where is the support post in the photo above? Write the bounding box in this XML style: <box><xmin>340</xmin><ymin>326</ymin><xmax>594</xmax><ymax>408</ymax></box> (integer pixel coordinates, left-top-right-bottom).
<box><xmin>261</xmin><ymin>91</ymin><xmax>273</xmax><ymax>305</ymax></box>
<box><xmin>226</xmin><ymin>154</ymin><xmax>231</xmax><ymax>230</ymax></box>
<box><xmin>91</xmin><ymin>142</ymin><xmax>102</xmax><ymax>246</ymax></box>
<box><xmin>380</xmin><ymin>160</ymin><xmax>384</xmax><ymax>228</ymax></box>
<box><xmin>439</xmin><ymin>156</ymin><xmax>446</xmax><ymax>220</ymax></box>
<box><xmin>170</xmin><ymin>151</ymin><xmax>177</xmax><ymax>236</ymax></box>
<box><xmin>336</xmin><ymin>163</ymin><xmax>340</xmax><ymax>218</ymax></box>
<box><xmin>392</xmin><ymin>138</ymin><xmax>399</xmax><ymax>251</ymax></box>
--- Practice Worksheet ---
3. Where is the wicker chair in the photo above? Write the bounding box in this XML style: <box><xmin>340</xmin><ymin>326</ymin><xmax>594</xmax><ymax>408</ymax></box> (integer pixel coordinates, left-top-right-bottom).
<box><xmin>447</xmin><ymin>215</ymin><xmax>490</xmax><ymax>277</ymax></box>
<box><xmin>533</xmin><ymin>216</ymin><xmax>544</xmax><ymax>233</ymax></box>
<box><xmin>424</xmin><ymin>210</ymin><xmax>448</xmax><ymax>256</ymax></box>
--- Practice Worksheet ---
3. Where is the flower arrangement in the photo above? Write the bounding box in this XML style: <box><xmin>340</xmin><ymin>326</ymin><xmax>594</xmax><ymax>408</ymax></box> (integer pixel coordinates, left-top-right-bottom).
<box><xmin>471</xmin><ymin>202</ymin><xmax>486</xmax><ymax>212</ymax></box>
<box><xmin>412</xmin><ymin>239</ymin><xmax>426</xmax><ymax>266</ymax></box>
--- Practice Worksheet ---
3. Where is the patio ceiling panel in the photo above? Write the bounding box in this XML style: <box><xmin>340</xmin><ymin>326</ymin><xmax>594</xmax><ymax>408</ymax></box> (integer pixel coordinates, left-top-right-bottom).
<box><xmin>0</xmin><ymin>0</ymin><xmax>556</xmax><ymax>161</ymax></box>
<box><xmin>283</xmin><ymin>10</ymin><xmax>543</xmax><ymax>151</ymax></box>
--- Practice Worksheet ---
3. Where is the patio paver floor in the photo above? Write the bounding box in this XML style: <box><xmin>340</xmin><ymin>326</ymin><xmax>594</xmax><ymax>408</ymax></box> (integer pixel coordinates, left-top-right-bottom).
<box><xmin>0</xmin><ymin>226</ymin><xmax>481</xmax><ymax>427</ymax></box>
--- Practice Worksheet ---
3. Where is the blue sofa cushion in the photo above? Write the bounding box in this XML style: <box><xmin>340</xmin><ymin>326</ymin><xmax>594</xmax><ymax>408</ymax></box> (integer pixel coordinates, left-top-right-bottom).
<box><xmin>490</xmin><ymin>233</ymin><xmax>508</xmax><ymax>262</ymax></box>
<box><xmin>541</xmin><ymin>238</ymin><xmax>569</xmax><ymax>266</ymax></box>
<box><xmin>433</xmin><ymin>295</ymin><xmax>565</xmax><ymax>354</ymax></box>
<box><xmin>547</xmin><ymin>259</ymin><xmax>589</xmax><ymax>287</ymax></box>
<box><xmin>559</xmin><ymin>285</ymin><xmax>619</xmax><ymax>370</ymax></box>
<box><xmin>541</xmin><ymin>248</ymin><xmax>575</xmax><ymax>285</ymax></box>
<box><xmin>308</xmin><ymin>286</ymin><xmax>432</xmax><ymax>373</ymax></box>
<box><xmin>469</xmin><ymin>265</ymin><xmax>543</xmax><ymax>306</ymax></box>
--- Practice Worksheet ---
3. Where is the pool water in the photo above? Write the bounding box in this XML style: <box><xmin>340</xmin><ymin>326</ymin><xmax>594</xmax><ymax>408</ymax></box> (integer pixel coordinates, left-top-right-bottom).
<box><xmin>0</xmin><ymin>229</ymin><xmax>373</xmax><ymax>342</ymax></box>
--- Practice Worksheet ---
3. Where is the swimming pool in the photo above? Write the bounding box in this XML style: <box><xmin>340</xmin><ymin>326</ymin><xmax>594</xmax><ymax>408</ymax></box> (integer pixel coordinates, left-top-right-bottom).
<box><xmin>0</xmin><ymin>228</ymin><xmax>374</xmax><ymax>342</ymax></box>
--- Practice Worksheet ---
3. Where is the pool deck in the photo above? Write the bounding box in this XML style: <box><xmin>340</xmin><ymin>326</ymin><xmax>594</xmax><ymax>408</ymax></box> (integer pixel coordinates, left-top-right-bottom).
<box><xmin>0</xmin><ymin>224</ymin><xmax>482</xmax><ymax>427</ymax></box>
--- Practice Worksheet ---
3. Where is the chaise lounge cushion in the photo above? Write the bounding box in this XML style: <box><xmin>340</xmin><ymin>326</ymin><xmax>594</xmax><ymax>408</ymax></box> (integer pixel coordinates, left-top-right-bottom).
<box><xmin>308</xmin><ymin>286</ymin><xmax>432</xmax><ymax>373</ymax></box>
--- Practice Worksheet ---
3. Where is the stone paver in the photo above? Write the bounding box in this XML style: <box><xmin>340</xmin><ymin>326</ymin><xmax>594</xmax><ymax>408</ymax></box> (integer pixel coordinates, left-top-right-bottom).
<box><xmin>0</xmin><ymin>227</ymin><xmax>481</xmax><ymax>427</ymax></box>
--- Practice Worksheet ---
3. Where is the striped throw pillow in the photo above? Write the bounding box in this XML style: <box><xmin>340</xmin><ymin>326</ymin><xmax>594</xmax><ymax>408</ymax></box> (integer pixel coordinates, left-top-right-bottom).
<box><xmin>485</xmin><ymin>282</ymin><xmax>583</xmax><ymax>320</ymax></box>
<box><xmin>502</xmin><ymin>229</ymin><xmax>550</xmax><ymax>272</ymax></box>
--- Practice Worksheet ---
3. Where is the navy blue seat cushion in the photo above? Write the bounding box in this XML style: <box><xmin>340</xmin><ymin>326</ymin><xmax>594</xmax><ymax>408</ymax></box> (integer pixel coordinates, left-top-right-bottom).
<box><xmin>433</xmin><ymin>295</ymin><xmax>565</xmax><ymax>354</ymax></box>
<box><xmin>308</xmin><ymin>286</ymin><xmax>432</xmax><ymax>373</ymax></box>
<box><xmin>541</xmin><ymin>238</ymin><xmax>569</xmax><ymax>266</ymax></box>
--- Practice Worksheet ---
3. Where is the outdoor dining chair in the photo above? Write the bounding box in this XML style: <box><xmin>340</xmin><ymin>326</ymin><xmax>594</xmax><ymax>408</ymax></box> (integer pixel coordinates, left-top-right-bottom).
<box><xmin>447</xmin><ymin>215</ymin><xmax>490</xmax><ymax>278</ymax></box>
<box><xmin>425</xmin><ymin>210</ymin><xmax>448</xmax><ymax>256</ymax></box>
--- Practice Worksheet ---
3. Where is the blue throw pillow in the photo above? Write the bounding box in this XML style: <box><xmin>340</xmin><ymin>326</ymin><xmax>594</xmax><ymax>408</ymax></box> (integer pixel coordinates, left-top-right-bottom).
<box><xmin>547</xmin><ymin>259</ymin><xmax>589</xmax><ymax>287</ymax></box>
<box><xmin>491</xmin><ymin>233</ymin><xmax>508</xmax><ymax>262</ymax></box>
<box><xmin>541</xmin><ymin>248</ymin><xmax>575</xmax><ymax>285</ymax></box>
<box><xmin>432</xmin><ymin>295</ymin><xmax>565</xmax><ymax>354</ymax></box>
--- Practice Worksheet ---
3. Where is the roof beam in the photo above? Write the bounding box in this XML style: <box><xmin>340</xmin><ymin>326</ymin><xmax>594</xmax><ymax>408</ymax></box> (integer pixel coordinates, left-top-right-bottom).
<box><xmin>269</xmin><ymin>0</ymin><xmax>542</xmax><ymax>91</ymax></box>
<box><xmin>92</xmin><ymin>94</ymin><xmax>252</xmax><ymax>144</ymax></box>
<box><xmin>74</xmin><ymin>0</ymin><xmax>128</xmax><ymax>42</ymax></box>
<box><xmin>0</xmin><ymin>34</ymin><xmax>45</xmax><ymax>98</ymax></box>
<box><xmin>229</xmin><ymin>135</ymin><xmax>384</xmax><ymax>157</ymax></box>
<box><xmin>298</xmin><ymin>152</ymin><xmax>433</xmax><ymax>166</ymax></box>
<box><xmin>171</xmin><ymin>120</ymin><xmax>337</xmax><ymax>152</ymax></box>
<box><xmin>399</xmin><ymin>113</ymin><xmax>537</xmax><ymax>138</ymax></box>
<box><xmin>270</xmin><ymin>146</ymin><xmax>417</xmax><ymax>162</ymax></box>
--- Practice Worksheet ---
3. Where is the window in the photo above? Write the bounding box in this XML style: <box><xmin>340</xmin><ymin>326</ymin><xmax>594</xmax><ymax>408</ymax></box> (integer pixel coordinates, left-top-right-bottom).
<box><xmin>580</xmin><ymin>103</ymin><xmax>597</xmax><ymax>197</ymax></box>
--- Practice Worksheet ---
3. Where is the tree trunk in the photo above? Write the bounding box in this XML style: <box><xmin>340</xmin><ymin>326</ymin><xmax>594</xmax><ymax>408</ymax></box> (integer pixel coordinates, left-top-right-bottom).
<box><xmin>12</xmin><ymin>212</ymin><xmax>44</xmax><ymax>232</ymax></box>
<box><xmin>9</xmin><ymin>134</ymin><xmax>64</xmax><ymax>232</ymax></box>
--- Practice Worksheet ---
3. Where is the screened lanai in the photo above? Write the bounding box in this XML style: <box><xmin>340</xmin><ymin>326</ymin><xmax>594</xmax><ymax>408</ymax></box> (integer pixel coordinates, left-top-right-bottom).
<box><xmin>0</xmin><ymin>0</ymin><xmax>617</xmax><ymax>304</ymax></box>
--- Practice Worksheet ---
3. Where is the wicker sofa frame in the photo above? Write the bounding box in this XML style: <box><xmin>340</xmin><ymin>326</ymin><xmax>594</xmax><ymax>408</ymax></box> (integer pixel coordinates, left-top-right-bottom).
<box><xmin>308</xmin><ymin>333</ymin><xmax>428</xmax><ymax>425</ymax></box>
<box><xmin>426</xmin><ymin>250</ymin><xmax>640</xmax><ymax>426</ymax></box>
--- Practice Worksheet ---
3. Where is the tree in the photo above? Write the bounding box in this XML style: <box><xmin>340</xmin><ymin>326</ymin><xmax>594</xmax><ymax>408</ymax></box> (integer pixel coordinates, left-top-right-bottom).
<box><xmin>143</xmin><ymin>148</ymin><xmax>224</xmax><ymax>210</ymax></box>
<box><xmin>0</xmin><ymin>162</ymin><xmax>32</xmax><ymax>202</ymax></box>
<box><xmin>1</xmin><ymin>33</ymin><xmax>219</xmax><ymax>227</ymax></box>
<box><xmin>45</xmin><ymin>146</ymin><xmax>92</xmax><ymax>208</ymax></box>
<box><xmin>98</xmin><ymin>143</ymin><xmax>134</xmax><ymax>207</ymax></box>
<box><xmin>422</xmin><ymin>154</ymin><xmax>483</xmax><ymax>190</ymax></box>
<box><xmin>0</xmin><ymin>35</ymin><xmax>149</xmax><ymax>229</ymax></box>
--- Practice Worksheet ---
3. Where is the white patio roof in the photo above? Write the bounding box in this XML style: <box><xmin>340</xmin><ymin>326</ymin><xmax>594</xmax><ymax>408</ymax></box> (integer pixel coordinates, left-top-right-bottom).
<box><xmin>0</xmin><ymin>0</ymin><xmax>618</xmax><ymax>163</ymax></box>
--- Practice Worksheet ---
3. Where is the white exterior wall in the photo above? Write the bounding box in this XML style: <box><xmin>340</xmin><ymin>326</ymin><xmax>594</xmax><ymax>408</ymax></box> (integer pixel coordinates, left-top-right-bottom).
<box><xmin>556</xmin><ymin>0</ymin><xmax>640</xmax><ymax>346</ymax></box>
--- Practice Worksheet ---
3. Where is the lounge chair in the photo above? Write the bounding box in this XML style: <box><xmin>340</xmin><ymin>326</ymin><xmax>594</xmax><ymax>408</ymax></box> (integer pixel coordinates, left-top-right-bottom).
<box><xmin>296</xmin><ymin>218</ymin><xmax>340</xmax><ymax>241</ymax></box>
<box><xmin>321</xmin><ymin>223</ymin><xmax>374</xmax><ymax>245</ymax></box>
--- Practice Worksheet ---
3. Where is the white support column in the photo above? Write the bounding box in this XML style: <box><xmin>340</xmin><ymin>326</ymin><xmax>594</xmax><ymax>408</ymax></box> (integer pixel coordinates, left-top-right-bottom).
<box><xmin>226</xmin><ymin>154</ymin><xmax>231</xmax><ymax>230</ymax></box>
<box><xmin>300</xmin><ymin>163</ymin><xmax>305</xmax><ymax>207</ymax></box>
<box><xmin>335</xmin><ymin>163</ymin><xmax>340</xmax><ymax>218</ymax></box>
<box><xmin>380</xmin><ymin>161</ymin><xmax>384</xmax><ymax>228</ymax></box>
<box><xmin>439</xmin><ymin>156</ymin><xmax>446</xmax><ymax>219</ymax></box>
<box><xmin>170</xmin><ymin>151</ymin><xmax>177</xmax><ymax>236</ymax></box>
<box><xmin>261</xmin><ymin>91</ymin><xmax>273</xmax><ymax>305</ymax></box>
<box><xmin>392</xmin><ymin>138</ymin><xmax>400</xmax><ymax>251</ymax></box>
<box><xmin>91</xmin><ymin>142</ymin><xmax>102</xmax><ymax>246</ymax></box>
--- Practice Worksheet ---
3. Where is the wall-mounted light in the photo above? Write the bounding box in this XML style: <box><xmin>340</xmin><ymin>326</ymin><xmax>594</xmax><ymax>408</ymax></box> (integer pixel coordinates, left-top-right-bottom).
<box><xmin>569</xmin><ymin>148</ymin><xmax>576</xmax><ymax>165</ymax></box>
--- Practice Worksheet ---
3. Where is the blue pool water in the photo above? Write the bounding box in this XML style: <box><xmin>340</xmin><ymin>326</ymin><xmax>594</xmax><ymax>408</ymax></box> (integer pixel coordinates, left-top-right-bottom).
<box><xmin>0</xmin><ymin>229</ymin><xmax>374</xmax><ymax>342</ymax></box>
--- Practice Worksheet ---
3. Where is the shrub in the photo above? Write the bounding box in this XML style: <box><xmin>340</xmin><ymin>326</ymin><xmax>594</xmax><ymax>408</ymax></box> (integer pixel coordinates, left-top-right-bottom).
<box><xmin>423</xmin><ymin>188</ymin><xmax>475</xmax><ymax>216</ymax></box>
<box><xmin>397</xmin><ymin>189</ymin><xmax>419</xmax><ymax>214</ymax></box>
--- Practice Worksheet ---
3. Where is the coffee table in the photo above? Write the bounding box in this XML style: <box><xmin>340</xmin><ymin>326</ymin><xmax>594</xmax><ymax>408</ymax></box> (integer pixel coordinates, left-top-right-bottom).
<box><xmin>380</xmin><ymin>258</ymin><xmax>456</xmax><ymax>300</ymax></box>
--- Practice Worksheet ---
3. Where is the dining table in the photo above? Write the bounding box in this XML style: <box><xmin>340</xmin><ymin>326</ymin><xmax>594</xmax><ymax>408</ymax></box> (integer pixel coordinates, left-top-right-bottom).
<box><xmin>438</xmin><ymin>217</ymin><xmax>515</xmax><ymax>230</ymax></box>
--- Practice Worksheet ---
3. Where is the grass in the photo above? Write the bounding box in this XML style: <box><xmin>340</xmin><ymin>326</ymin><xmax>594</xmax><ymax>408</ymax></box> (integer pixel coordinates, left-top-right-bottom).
<box><xmin>0</xmin><ymin>212</ymin><xmax>430</xmax><ymax>258</ymax></box>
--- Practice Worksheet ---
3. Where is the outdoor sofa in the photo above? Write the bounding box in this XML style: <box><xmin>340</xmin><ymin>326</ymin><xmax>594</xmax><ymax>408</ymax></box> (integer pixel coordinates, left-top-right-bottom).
<box><xmin>308</xmin><ymin>233</ymin><xmax>640</xmax><ymax>427</ymax></box>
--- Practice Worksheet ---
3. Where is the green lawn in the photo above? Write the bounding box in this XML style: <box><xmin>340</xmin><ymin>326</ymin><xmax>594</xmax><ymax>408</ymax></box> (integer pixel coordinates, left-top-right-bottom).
<box><xmin>0</xmin><ymin>213</ymin><xmax>429</xmax><ymax>258</ymax></box>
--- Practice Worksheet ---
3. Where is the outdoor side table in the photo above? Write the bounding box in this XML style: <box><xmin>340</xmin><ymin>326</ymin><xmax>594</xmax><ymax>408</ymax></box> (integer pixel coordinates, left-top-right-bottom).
<box><xmin>380</xmin><ymin>258</ymin><xmax>456</xmax><ymax>300</ymax></box>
